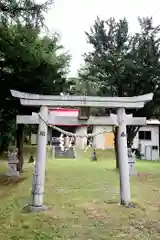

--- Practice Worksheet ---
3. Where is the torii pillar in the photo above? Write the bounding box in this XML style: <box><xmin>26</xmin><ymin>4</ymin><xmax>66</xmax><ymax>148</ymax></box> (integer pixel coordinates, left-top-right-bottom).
<box><xmin>31</xmin><ymin>106</ymin><xmax>48</xmax><ymax>210</ymax></box>
<box><xmin>117</xmin><ymin>108</ymin><xmax>130</xmax><ymax>205</ymax></box>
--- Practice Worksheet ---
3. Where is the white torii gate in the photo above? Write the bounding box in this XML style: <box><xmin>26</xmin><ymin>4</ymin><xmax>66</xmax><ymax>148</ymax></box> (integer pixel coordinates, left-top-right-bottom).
<box><xmin>10</xmin><ymin>89</ymin><xmax>153</xmax><ymax>211</ymax></box>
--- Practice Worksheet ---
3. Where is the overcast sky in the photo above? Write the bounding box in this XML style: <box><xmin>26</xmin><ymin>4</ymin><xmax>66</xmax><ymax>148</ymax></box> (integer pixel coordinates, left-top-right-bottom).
<box><xmin>42</xmin><ymin>0</ymin><xmax>160</xmax><ymax>77</ymax></box>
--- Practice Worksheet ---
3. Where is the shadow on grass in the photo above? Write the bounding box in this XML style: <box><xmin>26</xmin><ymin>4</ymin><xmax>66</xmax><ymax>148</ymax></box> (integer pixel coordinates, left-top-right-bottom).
<box><xmin>0</xmin><ymin>174</ymin><xmax>27</xmax><ymax>186</ymax></box>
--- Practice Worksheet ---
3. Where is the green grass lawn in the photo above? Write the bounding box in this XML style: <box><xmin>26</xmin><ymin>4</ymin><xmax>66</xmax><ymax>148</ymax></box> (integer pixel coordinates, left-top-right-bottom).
<box><xmin>0</xmin><ymin>154</ymin><xmax>160</xmax><ymax>239</ymax></box>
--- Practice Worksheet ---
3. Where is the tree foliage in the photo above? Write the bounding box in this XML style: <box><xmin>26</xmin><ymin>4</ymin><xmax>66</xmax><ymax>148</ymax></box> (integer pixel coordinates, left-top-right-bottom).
<box><xmin>0</xmin><ymin>0</ymin><xmax>54</xmax><ymax>28</ymax></box>
<box><xmin>79</xmin><ymin>17</ymin><xmax>160</xmax><ymax>146</ymax></box>
<box><xmin>0</xmin><ymin>0</ymin><xmax>71</xmax><ymax>151</ymax></box>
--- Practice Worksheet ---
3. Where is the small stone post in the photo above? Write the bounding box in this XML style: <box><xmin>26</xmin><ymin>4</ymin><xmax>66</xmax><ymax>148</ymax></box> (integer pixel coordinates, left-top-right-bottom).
<box><xmin>128</xmin><ymin>148</ymin><xmax>136</xmax><ymax>176</ymax></box>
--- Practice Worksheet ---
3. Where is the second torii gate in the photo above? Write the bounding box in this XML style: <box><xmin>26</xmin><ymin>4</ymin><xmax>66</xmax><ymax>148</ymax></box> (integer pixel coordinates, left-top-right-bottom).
<box><xmin>10</xmin><ymin>90</ymin><xmax>153</xmax><ymax>211</ymax></box>
<box><xmin>17</xmin><ymin>111</ymin><xmax>146</xmax><ymax>150</ymax></box>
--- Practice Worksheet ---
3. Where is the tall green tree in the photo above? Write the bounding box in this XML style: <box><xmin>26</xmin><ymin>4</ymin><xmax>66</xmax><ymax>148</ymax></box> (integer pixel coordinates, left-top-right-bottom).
<box><xmin>0</xmin><ymin>0</ymin><xmax>53</xmax><ymax>27</ymax></box>
<box><xmin>79</xmin><ymin>17</ymin><xmax>160</xmax><ymax>148</ymax></box>
<box><xmin>0</xmin><ymin>24</ymin><xmax>70</xmax><ymax>152</ymax></box>
<box><xmin>0</xmin><ymin>1</ymin><xmax>71</xmax><ymax>165</ymax></box>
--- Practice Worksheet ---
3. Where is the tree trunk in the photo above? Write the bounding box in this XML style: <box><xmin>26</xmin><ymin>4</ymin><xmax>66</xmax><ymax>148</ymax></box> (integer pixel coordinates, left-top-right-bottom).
<box><xmin>127</xmin><ymin>126</ymin><xmax>140</xmax><ymax>148</ymax></box>
<box><xmin>114</xmin><ymin>126</ymin><xmax>119</xmax><ymax>169</ymax></box>
<box><xmin>16</xmin><ymin>124</ymin><xmax>24</xmax><ymax>172</ymax></box>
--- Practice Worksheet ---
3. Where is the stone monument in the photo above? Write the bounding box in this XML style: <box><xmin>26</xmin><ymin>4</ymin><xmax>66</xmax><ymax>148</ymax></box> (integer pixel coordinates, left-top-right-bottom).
<box><xmin>6</xmin><ymin>147</ymin><xmax>20</xmax><ymax>177</ymax></box>
<box><xmin>52</xmin><ymin>134</ymin><xmax>76</xmax><ymax>159</ymax></box>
